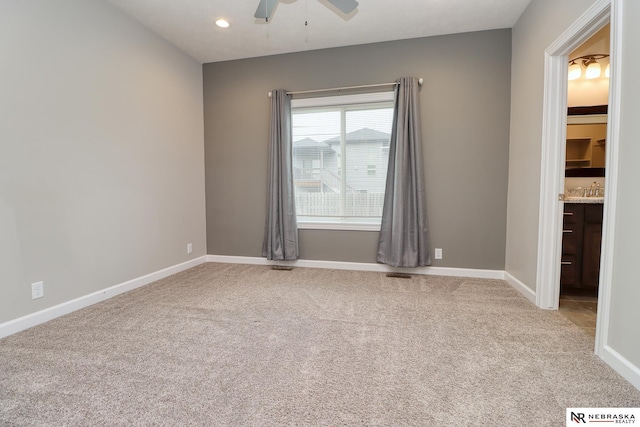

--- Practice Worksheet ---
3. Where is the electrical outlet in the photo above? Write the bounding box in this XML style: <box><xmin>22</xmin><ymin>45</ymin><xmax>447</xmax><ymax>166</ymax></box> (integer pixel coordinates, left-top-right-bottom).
<box><xmin>434</xmin><ymin>248</ymin><xmax>443</xmax><ymax>260</ymax></box>
<box><xmin>31</xmin><ymin>281</ymin><xmax>44</xmax><ymax>299</ymax></box>
<box><xmin>187</xmin><ymin>243</ymin><xmax>193</xmax><ymax>254</ymax></box>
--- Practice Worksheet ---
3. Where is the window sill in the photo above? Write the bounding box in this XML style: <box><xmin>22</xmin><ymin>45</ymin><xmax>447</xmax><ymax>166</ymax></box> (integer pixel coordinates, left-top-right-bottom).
<box><xmin>297</xmin><ymin>221</ymin><xmax>381</xmax><ymax>232</ymax></box>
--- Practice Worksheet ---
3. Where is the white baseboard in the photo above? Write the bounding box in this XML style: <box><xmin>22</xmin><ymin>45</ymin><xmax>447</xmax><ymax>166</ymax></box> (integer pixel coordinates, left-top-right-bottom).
<box><xmin>206</xmin><ymin>255</ymin><xmax>505</xmax><ymax>280</ymax></box>
<box><xmin>504</xmin><ymin>272</ymin><xmax>537</xmax><ymax>304</ymax></box>
<box><xmin>602</xmin><ymin>346</ymin><xmax>640</xmax><ymax>391</ymax></box>
<box><xmin>0</xmin><ymin>256</ymin><xmax>208</xmax><ymax>339</ymax></box>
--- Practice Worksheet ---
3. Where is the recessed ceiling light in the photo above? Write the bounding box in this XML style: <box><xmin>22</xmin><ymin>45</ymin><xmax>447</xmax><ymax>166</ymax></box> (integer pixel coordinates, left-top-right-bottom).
<box><xmin>216</xmin><ymin>19</ymin><xmax>230</xmax><ymax>28</ymax></box>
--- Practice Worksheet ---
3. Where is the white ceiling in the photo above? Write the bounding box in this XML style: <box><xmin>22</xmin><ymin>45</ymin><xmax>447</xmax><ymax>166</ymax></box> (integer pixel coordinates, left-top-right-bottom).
<box><xmin>105</xmin><ymin>0</ymin><xmax>532</xmax><ymax>64</ymax></box>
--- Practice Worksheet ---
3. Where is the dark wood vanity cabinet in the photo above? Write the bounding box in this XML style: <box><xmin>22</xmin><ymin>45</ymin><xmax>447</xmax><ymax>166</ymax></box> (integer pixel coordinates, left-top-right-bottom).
<box><xmin>560</xmin><ymin>203</ymin><xmax>603</xmax><ymax>296</ymax></box>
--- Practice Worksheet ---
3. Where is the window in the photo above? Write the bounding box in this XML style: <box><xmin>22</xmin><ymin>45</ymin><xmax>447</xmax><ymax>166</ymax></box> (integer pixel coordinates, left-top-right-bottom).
<box><xmin>291</xmin><ymin>92</ymin><xmax>394</xmax><ymax>230</ymax></box>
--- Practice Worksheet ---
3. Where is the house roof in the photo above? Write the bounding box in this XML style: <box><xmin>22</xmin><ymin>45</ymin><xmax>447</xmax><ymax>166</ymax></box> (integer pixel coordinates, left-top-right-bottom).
<box><xmin>325</xmin><ymin>128</ymin><xmax>391</xmax><ymax>145</ymax></box>
<box><xmin>293</xmin><ymin>138</ymin><xmax>333</xmax><ymax>151</ymax></box>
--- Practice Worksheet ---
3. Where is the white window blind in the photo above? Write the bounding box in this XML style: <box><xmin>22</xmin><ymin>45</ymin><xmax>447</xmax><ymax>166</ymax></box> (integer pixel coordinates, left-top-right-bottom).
<box><xmin>291</xmin><ymin>92</ymin><xmax>394</xmax><ymax>230</ymax></box>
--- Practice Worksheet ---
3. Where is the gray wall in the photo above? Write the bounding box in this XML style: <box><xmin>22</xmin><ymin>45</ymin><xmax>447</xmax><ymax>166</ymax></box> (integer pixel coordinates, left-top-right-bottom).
<box><xmin>204</xmin><ymin>30</ymin><xmax>512</xmax><ymax>269</ymax></box>
<box><xmin>0</xmin><ymin>0</ymin><xmax>206</xmax><ymax>324</ymax></box>
<box><xmin>506</xmin><ymin>0</ymin><xmax>597</xmax><ymax>290</ymax></box>
<box><xmin>609</xmin><ymin>0</ymin><xmax>640</xmax><ymax>370</ymax></box>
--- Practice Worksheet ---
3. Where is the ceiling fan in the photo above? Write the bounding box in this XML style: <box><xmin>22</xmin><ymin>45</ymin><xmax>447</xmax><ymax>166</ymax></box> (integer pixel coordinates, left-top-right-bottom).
<box><xmin>254</xmin><ymin>0</ymin><xmax>359</xmax><ymax>21</ymax></box>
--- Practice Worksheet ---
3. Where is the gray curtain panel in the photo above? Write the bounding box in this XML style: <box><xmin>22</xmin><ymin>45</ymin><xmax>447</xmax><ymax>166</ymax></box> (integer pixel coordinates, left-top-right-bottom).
<box><xmin>377</xmin><ymin>77</ymin><xmax>431</xmax><ymax>267</ymax></box>
<box><xmin>262</xmin><ymin>89</ymin><xmax>299</xmax><ymax>261</ymax></box>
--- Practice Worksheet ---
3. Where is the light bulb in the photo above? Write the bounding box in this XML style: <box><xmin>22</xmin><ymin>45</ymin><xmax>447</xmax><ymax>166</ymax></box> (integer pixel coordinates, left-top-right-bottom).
<box><xmin>585</xmin><ymin>61</ymin><xmax>601</xmax><ymax>79</ymax></box>
<box><xmin>605</xmin><ymin>63</ymin><xmax>610</xmax><ymax>78</ymax></box>
<box><xmin>568</xmin><ymin>63</ymin><xmax>581</xmax><ymax>81</ymax></box>
<box><xmin>216</xmin><ymin>19</ymin><xmax>230</xmax><ymax>28</ymax></box>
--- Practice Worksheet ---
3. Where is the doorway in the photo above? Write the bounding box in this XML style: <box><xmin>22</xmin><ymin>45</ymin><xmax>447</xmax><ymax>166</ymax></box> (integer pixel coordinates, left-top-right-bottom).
<box><xmin>559</xmin><ymin>24</ymin><xmax>610</xmax><ymax>336</ymax></box>
<box><xmin>559</xmin><ymin>111</ymin><xmax>608</xmax><ymax>338</ymax></box>
<box><xmin>536</xmin><ymin>0</ymin><xmax>621</xmax><ymax>358</ymax></box>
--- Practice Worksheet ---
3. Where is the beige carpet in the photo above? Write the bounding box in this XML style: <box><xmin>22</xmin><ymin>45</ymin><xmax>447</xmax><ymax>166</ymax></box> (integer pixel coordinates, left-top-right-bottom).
<box><xmin>1</xmin><ymin>263</ymin><xmax>639</xmax><ymax>426</ymax></box>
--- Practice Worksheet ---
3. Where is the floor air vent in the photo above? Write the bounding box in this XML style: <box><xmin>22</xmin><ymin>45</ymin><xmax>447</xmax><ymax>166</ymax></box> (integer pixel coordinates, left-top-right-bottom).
<box><xmin>386</xmin><ymin>272</ymin><xmax>412</xmax><ymax>279</ymax></box>
<box><xmin>272</xmin><ymin>265</ymin><xmax>293</xmax><ymax>271</ymax></box>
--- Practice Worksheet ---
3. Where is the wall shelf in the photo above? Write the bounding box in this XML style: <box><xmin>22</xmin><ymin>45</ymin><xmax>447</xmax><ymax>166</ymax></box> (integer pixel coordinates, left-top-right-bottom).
<box><xmin>566</xmin><ymin>138</ymin><xmax>592</xmax><ymax>168</ymax></box>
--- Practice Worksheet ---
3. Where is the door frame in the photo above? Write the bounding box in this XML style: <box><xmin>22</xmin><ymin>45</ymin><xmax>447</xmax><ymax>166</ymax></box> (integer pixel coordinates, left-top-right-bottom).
<box><xmin>536</xmin><ymin>0</ymin><xmax>622</xmax><ymax>357</ymax></box>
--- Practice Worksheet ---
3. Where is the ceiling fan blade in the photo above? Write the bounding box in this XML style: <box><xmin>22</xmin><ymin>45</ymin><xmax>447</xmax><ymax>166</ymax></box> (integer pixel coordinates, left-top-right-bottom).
<box><xmin>324</xmin><ymin>0</ymin><xmax>359</xmax><ymax>14</ymax></box>
<box><xmin>254</xmin><ymin>0</ymin><xmax>279</xmax><ymax>20</ymax></box>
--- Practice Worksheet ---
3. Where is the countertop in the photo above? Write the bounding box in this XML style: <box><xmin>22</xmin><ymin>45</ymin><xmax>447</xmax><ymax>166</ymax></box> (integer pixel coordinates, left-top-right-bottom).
<box><xmin>564</xmin><ymin>197</ymin><xmax>604</xmax><ymax>204</ymax></box>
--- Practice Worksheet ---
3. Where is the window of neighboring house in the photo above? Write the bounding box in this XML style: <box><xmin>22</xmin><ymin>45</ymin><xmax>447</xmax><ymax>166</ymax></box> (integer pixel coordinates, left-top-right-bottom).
<box><xmin>291</xmin><ymin>91</ymin><xmax>394</xmax><ymax>230</ymax></box>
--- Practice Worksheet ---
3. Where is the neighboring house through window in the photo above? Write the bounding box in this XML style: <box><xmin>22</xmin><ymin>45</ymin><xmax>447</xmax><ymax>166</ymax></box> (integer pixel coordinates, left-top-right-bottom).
<box><xmin>291</xmin><ymin>92</ymin><xmax>394</xmax><ymax>230</ymax></box>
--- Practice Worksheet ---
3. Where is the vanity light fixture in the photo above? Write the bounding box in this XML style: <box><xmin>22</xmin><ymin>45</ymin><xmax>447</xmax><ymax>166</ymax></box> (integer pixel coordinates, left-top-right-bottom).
<box><xmin>568</xmin><ymin>62</ymin><xmax>581</xmax><ymax>80</ymax></box>
<box><xmin>216</xmin><ymin>18</ymin><xmax>230</xmax><ymax>28</ymax></box>
<box><xmin>584</xmin><ymin>58</ymin><xmax>601</xmax><ymax>79</ymax></box>
<box><xmin>567</xmin><ymin>54</ymin><xmax>609</xmax><ymax>80</ymax></box>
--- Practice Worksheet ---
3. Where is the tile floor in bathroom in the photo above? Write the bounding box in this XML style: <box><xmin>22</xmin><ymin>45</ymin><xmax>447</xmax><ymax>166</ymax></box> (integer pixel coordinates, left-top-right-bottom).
<box><xmin>559</xmin><ymin>295</ymin><xmax>597</xmax><ymax>338</ymax></box>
